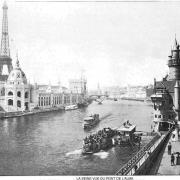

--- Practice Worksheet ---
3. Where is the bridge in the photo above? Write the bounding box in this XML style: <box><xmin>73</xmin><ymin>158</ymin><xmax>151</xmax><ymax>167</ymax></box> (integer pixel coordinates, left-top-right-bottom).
<box><xmin>88</xmin><ymin>94</ymin><xmax>109</xmax><ymax>104</ymax></box>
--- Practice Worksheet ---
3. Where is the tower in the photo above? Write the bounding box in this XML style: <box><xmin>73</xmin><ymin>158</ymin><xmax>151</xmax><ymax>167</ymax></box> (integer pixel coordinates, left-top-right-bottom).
<box><xmin>167</xmin><ymin>38</ymin><xmax>180</xmax><ymax>80</ymax></box>
<box><xmin>0</xmin><ymin>1</ymin><xmax>13</xmax><ymax>81</ymax></box>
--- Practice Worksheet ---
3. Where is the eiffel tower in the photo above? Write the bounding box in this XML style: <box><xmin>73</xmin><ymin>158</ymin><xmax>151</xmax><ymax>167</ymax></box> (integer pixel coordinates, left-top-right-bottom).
<box><xmin>0</xmin><ymin>1</ymin><xmax>13</xmax><ymax>81</ymax></box>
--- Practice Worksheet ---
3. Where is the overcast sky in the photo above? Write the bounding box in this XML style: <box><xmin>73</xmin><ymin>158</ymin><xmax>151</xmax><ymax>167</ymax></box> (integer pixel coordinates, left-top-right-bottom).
<box><xmin>2</xmin><ymin>0</ymin><xmax>180</xmax><ymax>89</ymax></box>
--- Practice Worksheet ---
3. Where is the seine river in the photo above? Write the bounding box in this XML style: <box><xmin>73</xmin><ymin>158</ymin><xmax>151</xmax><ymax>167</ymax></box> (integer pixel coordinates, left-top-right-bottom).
<box><xmin>0</xmin><ymin>100</ymin><xmax>153</xmax><ymax>175</ymax></box>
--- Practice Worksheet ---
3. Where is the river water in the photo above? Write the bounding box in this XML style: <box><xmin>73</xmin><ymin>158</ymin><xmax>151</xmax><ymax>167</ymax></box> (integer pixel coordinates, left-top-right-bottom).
<box><xmin>0</xmin><ymin>100</ymin><xmax>153</xmax><ymax>175</ymax></box>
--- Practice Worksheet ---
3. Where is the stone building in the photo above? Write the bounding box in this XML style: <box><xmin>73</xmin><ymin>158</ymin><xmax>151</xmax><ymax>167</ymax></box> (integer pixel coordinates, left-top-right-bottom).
<box><xmin>4</xmin><ymin>58</ymin><xmax>30</xmax><ymax>112</ymax></box>
<box><xmin>151</xmin><ymin>38</ymin><xmax>180</xmax><ymax>131</ymax></box>
<box><xmin>69</xmin><ymin>78</ymin><xmax>87</xmax><ymax>95</ymax></box>
<box><xmin>29</xmin><ymin>83</ymin><xmax>83</xmax><ymax>110</ymax></box>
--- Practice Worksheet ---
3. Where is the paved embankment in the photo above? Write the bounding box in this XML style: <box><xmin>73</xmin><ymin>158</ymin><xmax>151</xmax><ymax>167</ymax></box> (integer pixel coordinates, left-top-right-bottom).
<box><xmin>157</xmin><ymin>133</ymin><xmax>180</xmax><ymax>175</ymax></box>
<box><xmin>0</xmin><ymin>106</ymin><xmax>64</xmax><ymax>119</ymax></box>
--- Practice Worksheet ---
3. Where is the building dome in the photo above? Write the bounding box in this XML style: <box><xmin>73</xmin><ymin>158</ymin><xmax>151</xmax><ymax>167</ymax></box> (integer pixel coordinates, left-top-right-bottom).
<box><xmin>7</xmin><ymin>59</ymin><xmax>27</xmax><ymax>84</ymax></box>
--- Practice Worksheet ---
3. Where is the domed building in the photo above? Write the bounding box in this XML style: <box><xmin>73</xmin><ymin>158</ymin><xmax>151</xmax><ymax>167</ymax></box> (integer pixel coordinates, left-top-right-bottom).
<box><xmin>4</xmin><ymin>58</ymin><xmax>30</xmax><ymax>112</ymax></box>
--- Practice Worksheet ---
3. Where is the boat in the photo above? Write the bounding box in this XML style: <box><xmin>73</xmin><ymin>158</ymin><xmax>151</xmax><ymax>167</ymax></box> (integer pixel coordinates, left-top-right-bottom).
<box><xmin>65</xmin><ymin>104</ymin><xmax>78</xmax><ymax>111</ymax></box>
<box><xmin>82</xmin><ymin>121</ymin><xmax>141</xmax><ymax>155</ymax></box>
<box><xmin>113</xmin><ymin>121</ymin><xmax>141</xmax><ymax>146</ymax></box>
<box><xmin>83</xmin><ymin>114</ymin><xmax>100</xmax><ymax>129</ymax></box>
<box><xmin>82</xmin><ymin>127</ymin><xmax>115</xmax><ymax>154</ymax></box>
<box><xmin>77</xmin><ymin>101</ymin><xmax>89</xmax><ymax>108</ymax></box>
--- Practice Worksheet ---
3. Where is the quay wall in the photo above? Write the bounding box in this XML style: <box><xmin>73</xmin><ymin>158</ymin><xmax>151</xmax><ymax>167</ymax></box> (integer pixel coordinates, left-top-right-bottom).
<box><xmin>134</xmin><ymin>130</ymin><xmax>171</xmax><ymax>175</ymax></box>
<box><xmin>0</xmin><ymin>105</ymin><xmax>65</xmax><ymax>119</ymax></box>
<box><xmin>121</xmin><ymin>97</ymin><xmax>145</xmax><ymax>102</ymax></box>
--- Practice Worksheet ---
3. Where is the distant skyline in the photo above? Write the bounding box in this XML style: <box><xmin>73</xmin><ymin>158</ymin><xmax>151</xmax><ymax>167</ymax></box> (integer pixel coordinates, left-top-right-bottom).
<box><xmin>1</xmin><ymin>0</ymin><xmax>180</xmax><ymax>89</ymax></box>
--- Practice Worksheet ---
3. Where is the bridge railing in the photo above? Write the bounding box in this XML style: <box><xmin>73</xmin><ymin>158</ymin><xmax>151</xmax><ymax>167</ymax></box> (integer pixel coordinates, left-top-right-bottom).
<box><xmin>115</xmin><ymin>128</ymin><xmax>174</xmax><ymax>176</ymax></box>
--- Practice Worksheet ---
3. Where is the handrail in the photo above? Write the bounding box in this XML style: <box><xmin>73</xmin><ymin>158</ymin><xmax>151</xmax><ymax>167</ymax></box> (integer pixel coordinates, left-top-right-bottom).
<box><xmin>116</xmin><ymin>127</ymin><xmax>174</xmax><ymax>175</ymax></box>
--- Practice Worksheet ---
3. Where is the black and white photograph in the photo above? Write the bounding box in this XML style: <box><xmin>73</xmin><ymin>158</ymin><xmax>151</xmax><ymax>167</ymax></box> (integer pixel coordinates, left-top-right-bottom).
<box><xmin>0</xmin><ymin>0</ymin><xmax>180</xmax><ymax>178</ymax></box>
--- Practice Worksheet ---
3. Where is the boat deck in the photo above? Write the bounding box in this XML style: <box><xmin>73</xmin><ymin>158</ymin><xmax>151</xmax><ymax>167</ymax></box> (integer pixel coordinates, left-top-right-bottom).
<box><xmin>157</xmin><ymin>134</ymin><xmax>180</xmax><ymax>175</ymax></box>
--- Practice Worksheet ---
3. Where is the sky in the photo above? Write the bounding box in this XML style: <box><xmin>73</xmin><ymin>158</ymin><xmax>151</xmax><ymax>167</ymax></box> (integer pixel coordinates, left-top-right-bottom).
<box><xmin>1</xmin><ymin>0</ymin><xmax>180</xmax><ymax>89</ymax></box>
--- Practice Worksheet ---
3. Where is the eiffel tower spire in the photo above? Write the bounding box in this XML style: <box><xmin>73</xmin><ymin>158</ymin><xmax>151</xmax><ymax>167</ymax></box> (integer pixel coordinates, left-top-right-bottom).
<box><xmin>0</xmin><ymin>1</ymin><xmax>13</xmax><ymax>81</ymax></box>
<box><xmin>0</xmin><ymin>1</ymin><xmax>10</xmax><ymax>56</ymax></box>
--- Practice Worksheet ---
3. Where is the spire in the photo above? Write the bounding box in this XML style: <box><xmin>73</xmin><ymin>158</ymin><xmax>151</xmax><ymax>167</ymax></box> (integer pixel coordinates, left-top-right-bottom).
<box><xmin>174</xmin><ymin>34</ymin><xmax>178</xmax><ymax>49</ymax></box>
<box><xmin>3</xmin><ymin>1</ymin><xmax>8</xmax><ymax>9</ymax></box>
<box><xmin>170</xmin><ymin>46</ymin><xmax>173</xmax><ymax>56</ymax></box>
<box><xmin>0</xmin><ymin>1</ymin><xmax>10</xmax><ymax>57</ymax></box>
<box><xmin>16</xmin><ymin>52</ymin><xmax>20</xmax><ymax>68</ymax></box>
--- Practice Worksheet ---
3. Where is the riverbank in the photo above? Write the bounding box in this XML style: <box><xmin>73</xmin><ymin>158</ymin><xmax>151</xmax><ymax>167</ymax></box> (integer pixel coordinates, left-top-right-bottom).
<box><xmin>0</xmin><ymin>106</ymin><xmax>65</xmax><ymax>119</ymax></box>
<box><xmin>121</xmin><ymin>97</ymin><xmax>145</xmax><ymax>102</ymax></box>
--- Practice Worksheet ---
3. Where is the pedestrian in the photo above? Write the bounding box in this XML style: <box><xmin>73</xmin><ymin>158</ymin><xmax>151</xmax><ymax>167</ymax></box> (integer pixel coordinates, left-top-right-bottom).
<box><xmin>168</xmin><ymin>142</ymin><xmax>172</xmax><ymax>155</ymax></box>
<box><xmin>134</xmin><ymin>165</ymin><xmax>138</xmax><ymax>172</ymax></box>
<box><xmin>171</xmin><ymin>153</ymin><xmax>175</xmax><ymax>166</ymax></box>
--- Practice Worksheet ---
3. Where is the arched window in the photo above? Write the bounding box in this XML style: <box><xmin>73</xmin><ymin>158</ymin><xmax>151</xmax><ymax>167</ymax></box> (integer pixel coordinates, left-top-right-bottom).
<box><xmin>38</xmin><ymin>97</ymin><xmax>40</xmax><ymax>106</ymax></box>
<box><xmin>8</xmin><ymin>91</ymin><xmax>13</xmax><ymax>96</ymax></box>
<box><xmin>49</xmin><ymin>97</ymin><xmax>51</xmax><ymax>105</ymax></box>
<box><xmin>57</xmin><ymin>96</ymin><xmax>59</xmax><ymax>104</ymax></box>
<box><xmin>8</xmin><ymin>99</ymin><xmax>13</xmax><ymax>106</ymax></box>
<box><xmin>25</xmin><ymin>92</ymin><xmax>28</xmax><ymax>98</ymax></box>
<box><xmin>46</xmin><ymin>97</ymin><xmax>48</xmax><ymax>106</ymax></box>
<box><xmin>1</xmin><ymin>87</ymin><xmax>5</xmax><ymax>96</ymax></box>
<box><xmin>43</xmin><ymin>97</ymin><xmax>46</xmax><ymax>106</ymax></box>
<box><xmin>17</xmin><ymin>91</ymin><xmax>21</xmax><ymax>97</ymax></box>
<box><xmin>17</xmin><ymin>100</ymin><xmax>21</xmax><ymax>108</ymax></box>
<box><xmin>41</xmin><ymin>97</ymin><xmax>43</xmax><ymax>106</ymax></box>
<box><xmin>40</xmin><ymin>97</ymin><xmax>42</xmax><ymax>106</ymax></box>
<box><xmin>25</xmin><ymin>102</ymin><xmax>29</xmax><ymax>110</ymax></box>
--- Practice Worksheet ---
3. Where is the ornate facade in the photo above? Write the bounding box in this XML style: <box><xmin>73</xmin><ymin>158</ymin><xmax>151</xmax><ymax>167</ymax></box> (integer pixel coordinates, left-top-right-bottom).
<box><xmin>4</xmin><ymin>58</ymin><xmax>30</xmax><ymax>112</ymax></box>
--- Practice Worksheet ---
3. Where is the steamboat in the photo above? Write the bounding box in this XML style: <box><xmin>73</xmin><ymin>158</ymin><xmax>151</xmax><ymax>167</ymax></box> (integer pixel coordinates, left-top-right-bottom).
<box><xmin>82</xmin><ymin>121</ymin><xmax>141</xmax><ymax>154</ymax></box>
<box><xmin>83</xmin><ymin>114</ymin><xmax>100</xmax><ymax>129</ymax></box>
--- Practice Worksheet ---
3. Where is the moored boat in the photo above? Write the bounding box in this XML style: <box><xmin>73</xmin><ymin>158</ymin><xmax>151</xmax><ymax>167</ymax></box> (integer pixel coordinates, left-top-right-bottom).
<box><xmin>113</xmin><ymin>121</ymin><xmax>141</xmax><ymax>146</ymax></box>
<box><xmin>77</xmin><ymin>101</ymin><xmax>89</xmax><ymax>108</ymax></box>
<box><xmin>65</xmin><ymin>104</ymin><xmax>78</xmax><ymax>111</ymax></box>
